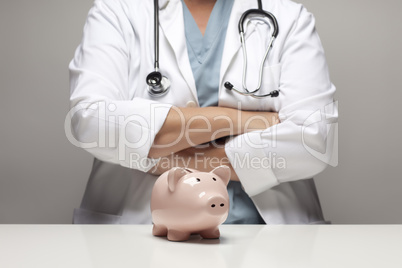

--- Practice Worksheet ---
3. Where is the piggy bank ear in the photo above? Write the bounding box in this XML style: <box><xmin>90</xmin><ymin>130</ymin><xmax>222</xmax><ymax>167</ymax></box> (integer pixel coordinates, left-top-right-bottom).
<box><xmin>210</xmin><ymin>165</ymin><xmax>231</xmax><ymax>186</ymax></box>
<box><xmin>167</xmin><ymin>167</ymin><xmax>188</xmax><ymax>192</ymax></box>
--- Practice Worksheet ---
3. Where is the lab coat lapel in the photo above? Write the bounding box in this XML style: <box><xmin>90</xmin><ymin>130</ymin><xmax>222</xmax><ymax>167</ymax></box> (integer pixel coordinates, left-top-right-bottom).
<box><xmin>159</xmin><ymin>0</ymin><xmax>198</xmax><ymax>102</ymax></box>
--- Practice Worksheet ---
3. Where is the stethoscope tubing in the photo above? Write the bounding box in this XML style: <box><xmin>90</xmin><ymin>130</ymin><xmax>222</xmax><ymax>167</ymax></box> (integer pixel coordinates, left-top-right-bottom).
<box><xmin>153</xmin><ymin>0</ymin><xmax>160</xmax><ymax>71</ymax></box>
<box><xmin>240</xmin><ymin>33</ymin><xmax>276</xmax><ymax>95</ymax></box>
<box><xmin>232</xmin><ymin>8</ymin><xmax>279</xmax><ymax>98</ymax></box>
<box><xmin>238</xmin><ymin>9</ymin><xmax>279</xmax><ymax>38</ymax></box>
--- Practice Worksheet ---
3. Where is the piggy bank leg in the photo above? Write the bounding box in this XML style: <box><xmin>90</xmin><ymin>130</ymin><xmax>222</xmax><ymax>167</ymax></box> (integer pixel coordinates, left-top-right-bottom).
<box><xmin>200</xmin><ymin>227</ymin><xmax>220</xmax><ymax>239</ymax></box>
<box><xmin>167</xmin><ymin>229</ymin><xmax>191</xmax><ymax>242</ymax></box>
<box><xmin>152</xmin><ymin>224</ymin><xmax>168</xmax><ymax>237</ymax></box>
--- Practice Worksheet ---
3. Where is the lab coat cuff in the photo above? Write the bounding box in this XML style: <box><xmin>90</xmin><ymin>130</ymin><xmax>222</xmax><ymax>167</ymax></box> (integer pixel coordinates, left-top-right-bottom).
<box><xmin>225</xmin><ymin>131</ymin><xmax>279</xmax><ymax>197</ymax></box>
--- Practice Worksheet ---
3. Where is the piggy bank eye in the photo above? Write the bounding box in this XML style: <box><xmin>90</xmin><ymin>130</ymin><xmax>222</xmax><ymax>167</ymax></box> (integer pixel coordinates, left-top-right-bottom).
<box><xmin>196</xmin><ymin>178</ymin><xmax>201</xmax><ymax>182</ymax></box>
<box><xmin>212</xmin><ymin>177</ymin><xmax>216</xmax><ymax>181</ymax></box>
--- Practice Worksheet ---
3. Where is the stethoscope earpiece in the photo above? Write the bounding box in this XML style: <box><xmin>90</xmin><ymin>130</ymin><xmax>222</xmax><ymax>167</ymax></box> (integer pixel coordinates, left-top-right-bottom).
<box><xmin>270</xmin><ymin>90</ymin><xmax>280</xmax><ymax>97</ymax></box>
<box><xmin>225</xmin><ymin>80</ymin><xmax>280</xmax><ymax>99</ymax></box>
<box><xmin>224</xmin><ymin>82</ymin><xmax>234</xmax><ymax>90</ymax></box>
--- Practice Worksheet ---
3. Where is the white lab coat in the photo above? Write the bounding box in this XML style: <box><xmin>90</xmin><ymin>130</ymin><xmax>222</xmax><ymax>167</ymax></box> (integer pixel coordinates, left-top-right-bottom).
<box><xmin>68</xmin><ymin>0</ymin><xmax>338</xmax><ymax>224</ymax></box>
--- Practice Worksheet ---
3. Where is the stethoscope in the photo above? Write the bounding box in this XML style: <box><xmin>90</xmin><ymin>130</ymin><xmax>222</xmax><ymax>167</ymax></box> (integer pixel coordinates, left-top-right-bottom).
<box><xmin>146</xmin><ymin>0</ymin><xmax>280</xmax><ymax>99</ymax></box>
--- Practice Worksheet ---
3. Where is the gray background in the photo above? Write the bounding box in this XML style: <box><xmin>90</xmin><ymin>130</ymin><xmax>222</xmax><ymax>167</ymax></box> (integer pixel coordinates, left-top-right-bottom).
<box><xmin>0</xmin><ymin>0</ymin><xmax>401</xmax><ymax>224</ymax></box>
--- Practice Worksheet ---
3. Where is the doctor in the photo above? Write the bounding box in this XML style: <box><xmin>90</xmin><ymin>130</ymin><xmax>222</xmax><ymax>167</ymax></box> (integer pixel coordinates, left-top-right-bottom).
<box><xmin>68</xmin><ymin>0</ymin><xmax>337</xmax><ymax>224</ymax></box>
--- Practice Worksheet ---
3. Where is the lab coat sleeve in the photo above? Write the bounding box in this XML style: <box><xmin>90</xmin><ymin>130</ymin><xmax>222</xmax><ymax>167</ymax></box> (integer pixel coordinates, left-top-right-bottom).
<box><xmin>67</xmin><ymin>0</ymin><xmax>171</xmax><ymax>172</ymax></box>
<box><xmin>225</xmin><ymin>6</ymin><xmax>338</xmax><ymax>196</ymax></box>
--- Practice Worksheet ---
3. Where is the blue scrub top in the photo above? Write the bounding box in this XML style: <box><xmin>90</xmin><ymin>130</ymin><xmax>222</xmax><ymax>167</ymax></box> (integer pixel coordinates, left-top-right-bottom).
<box><xmin>182</xmin><ymin>0</ymin><xmax>265</xmax><ymax>224</ymax></box>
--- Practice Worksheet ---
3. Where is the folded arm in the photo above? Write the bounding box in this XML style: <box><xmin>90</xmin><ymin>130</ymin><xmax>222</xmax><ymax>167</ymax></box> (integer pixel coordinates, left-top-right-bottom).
<box><xmin>148</xmin><ymin>106</ymin><xmax>279</xmax><ymax>159</ymax></box>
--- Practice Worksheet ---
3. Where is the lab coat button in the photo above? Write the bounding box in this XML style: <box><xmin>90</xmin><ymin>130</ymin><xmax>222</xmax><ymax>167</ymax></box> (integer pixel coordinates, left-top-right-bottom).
<box><xmin>186</xmin><ymin>101</ymin><xmax>197</xmax><ymax>107</ymax></box>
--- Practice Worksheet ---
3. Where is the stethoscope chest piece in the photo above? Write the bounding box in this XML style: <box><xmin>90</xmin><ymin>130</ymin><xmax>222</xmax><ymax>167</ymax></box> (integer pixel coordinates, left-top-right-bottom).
<box><xmin>146</xmin><ymin>71</ymin><xmax>171</xmax><ymax>97</ymax></box>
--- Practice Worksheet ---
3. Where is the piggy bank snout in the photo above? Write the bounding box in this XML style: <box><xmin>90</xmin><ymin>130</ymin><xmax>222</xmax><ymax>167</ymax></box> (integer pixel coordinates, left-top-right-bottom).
<box><xmin>207</xmin><ymin>196</ymin><xmax>228</xmax><ymax>215</ymax></box>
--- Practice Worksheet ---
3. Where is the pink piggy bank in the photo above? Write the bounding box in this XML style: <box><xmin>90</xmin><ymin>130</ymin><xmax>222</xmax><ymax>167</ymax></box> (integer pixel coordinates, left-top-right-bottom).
<box><xmin>151</xmin><ymin>165</ymin><xmax>230</xmax><ymax>241</ymax></box>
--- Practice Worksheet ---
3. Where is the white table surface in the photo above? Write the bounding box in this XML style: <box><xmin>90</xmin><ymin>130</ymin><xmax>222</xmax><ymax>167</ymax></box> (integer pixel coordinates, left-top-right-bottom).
<box><xmin>0</xmin><ymin>224</ymin><xmax>401</xmax><ymax>268</ymax></box>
